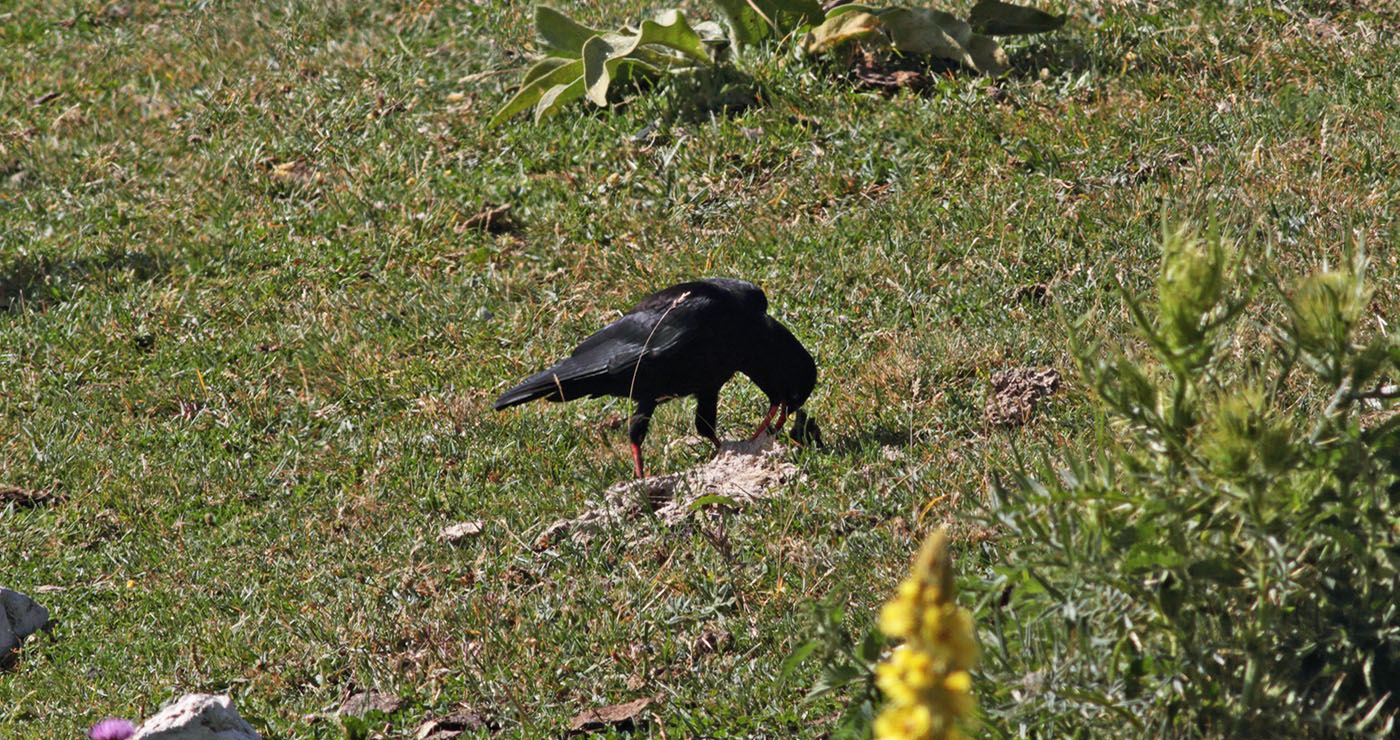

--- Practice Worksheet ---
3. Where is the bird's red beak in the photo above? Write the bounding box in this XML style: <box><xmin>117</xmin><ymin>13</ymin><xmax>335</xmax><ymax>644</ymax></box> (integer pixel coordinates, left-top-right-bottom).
<box><xmin>748</xmin><ymin>404</ymin><xmax>779</xmax><ymax>441</ymax></box>
<box><xmin>747</xmin><ymin>403</ymin><xmax>789</xmax><ymax>441</ymax></box>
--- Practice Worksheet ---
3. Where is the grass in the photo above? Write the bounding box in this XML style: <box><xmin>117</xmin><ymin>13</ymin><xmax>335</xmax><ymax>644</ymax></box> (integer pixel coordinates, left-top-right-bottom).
<box><xmin>3</xmin><ymin>0</ymin><xmax>1399</xmax><ymax>737</ymax></box>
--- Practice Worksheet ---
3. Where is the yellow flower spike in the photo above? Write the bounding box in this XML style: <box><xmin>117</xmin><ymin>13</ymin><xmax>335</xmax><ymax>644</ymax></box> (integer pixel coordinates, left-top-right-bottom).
<box><xmin>874</xmin><ymin>528</ymin><xmax>978</xmax><ymax>740</ymax></box>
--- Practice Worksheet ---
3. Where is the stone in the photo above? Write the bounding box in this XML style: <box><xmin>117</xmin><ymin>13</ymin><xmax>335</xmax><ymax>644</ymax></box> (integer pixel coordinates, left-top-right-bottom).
<box><xmin>132</xmin><ymin>694</ymin><xmax>261</xmax><ymax>740</ymax></box>
<box><xmin>0</xmin><ymin>587</ymin><xmax>51</xmax><ymax>668</ymax></box>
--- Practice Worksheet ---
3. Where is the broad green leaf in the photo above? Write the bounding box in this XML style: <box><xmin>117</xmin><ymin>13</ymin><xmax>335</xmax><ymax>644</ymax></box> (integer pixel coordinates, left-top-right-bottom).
<box><xmin>521</xmin><ymin>56</ymin><xmax>572</xmax><ymax>86</ymax></box>
<box><xmin>968</xmin><ymin>0</ymin><xmax>1067</xmax><ymax>36</ymax></box>
<box><xmin>966</xmin><ymin>33</ymin><xmax>1010</xmax><ymax>76</ymax></box>
<box><xmin>535</xmin><ymin>6</ymin><xmax>602</xmax><ymax>56</ymax></box>
<box><xmin>642</xmin><ymin>10</ymin><xmax>712</xmax><ymax>62</ymax></box>
<box><xmin>716</xmin><ymin>0</ymin><xmax>824</xmax><ymax>49</ymax></box>
<box><xmin>857</xmin><ymin>629</ymin><xmax>884</xmax><ymax>662</ymax></box>
<box><xmin>800</xmin><ymin>11</ymin><xmax>880</xmax><ymax>56</ymax></box>
<box><xmin>489</xmin><ymin>58</ymin><xmax>583</xmax><ymax>128</ymax></box>
<box><xmin>882</xmin><ymin>7</ymin><xmax>976</xmax><ymax>68</ymax></box>
<box><xmin>533</xmin><ymin>77</ymin><xmax>586</xmax><ymax>123</ymax></box>
<box><xmin>582</xmin><ymin>11</ymin><xmax>710</xmax><ymax>107</ymax></box>
<box><xmin>712</xmin><ymin>0</ymin><xmax>769</xmax><ymax>48</ymax></box>
<box><xmin>688</xmin><ymin>493</ymin><xmax>743</xmax><ymax>511</ymax></box>
<box><xmin>824</xmin><ymin>3</ymin><xmax>883</xmax><ymax>19</ymax></box>
<box><xmin>758</xmin><ymin>0</ymin><xmax>825</xmax><ymax>32</ymax></box>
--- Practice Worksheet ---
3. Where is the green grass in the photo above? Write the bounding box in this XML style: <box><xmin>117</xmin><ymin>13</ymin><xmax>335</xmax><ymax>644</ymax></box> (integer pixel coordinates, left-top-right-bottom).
<box><xmin>2</xmin><ymin>0</ymin><xmax>1399</xmax><ymax>737</ymax></box>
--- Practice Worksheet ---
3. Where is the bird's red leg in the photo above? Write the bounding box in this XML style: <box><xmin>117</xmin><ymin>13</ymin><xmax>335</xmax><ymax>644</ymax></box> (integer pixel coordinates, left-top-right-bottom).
<box><xmin>748</xmin><ymin>404</ymin><xmax>780</xmax><ymax>441</ymax></box>
<box><xmin>631</xmin><ymin>442</ymin><xmax>646</xmax><ymax>479</ymax></box>
<box><xmin>775</xmin><ymin>404</ymin><xmax>789</xmax><ymax>431</ymax></box>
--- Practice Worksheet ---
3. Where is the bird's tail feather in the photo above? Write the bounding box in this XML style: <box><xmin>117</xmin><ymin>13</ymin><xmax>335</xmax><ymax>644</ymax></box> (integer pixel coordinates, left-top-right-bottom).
<box><xmin>492</xmin><ymin>366</ymin><xmax>591</xmax><ymax>410</ymax></box>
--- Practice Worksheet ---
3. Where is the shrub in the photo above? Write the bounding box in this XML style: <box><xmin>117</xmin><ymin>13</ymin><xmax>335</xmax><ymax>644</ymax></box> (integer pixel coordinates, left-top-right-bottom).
<box><xmin>973</xmin><ymin>223</ymin><xmax>1400</xmax><ymax>738</ymax></box>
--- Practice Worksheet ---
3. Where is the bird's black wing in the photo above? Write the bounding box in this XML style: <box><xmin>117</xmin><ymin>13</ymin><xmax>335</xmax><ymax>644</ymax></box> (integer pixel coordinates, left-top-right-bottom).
<box><xmin>492</xmin><ymin>285</ymin><xmax>740</xmax><ymax>408</ymax></box>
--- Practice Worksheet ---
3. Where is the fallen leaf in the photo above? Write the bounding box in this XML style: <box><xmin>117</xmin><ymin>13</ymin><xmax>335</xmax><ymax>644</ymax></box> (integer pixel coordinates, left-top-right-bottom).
<box><xmin>30</xmin><ymin>91</ymin><xmax>62</xmax><ymax>107</ymax></box>
<box><xmin>416</xmin><ymin>711</ymin><xmax>488</xmax><ymax>740</ymax></box>
<box><xmin>439</xmin><ymin>521</ymin><xmax>484</xmax><ymax>544</ymax></box>
<box><xmin>268</xmin><ymin>158</ymin><xmax>316</xmax><ymax>185</ymax></box>
<box><xmin>339</xmin><ymin>690</ymin><xmax>404</xmax><ymax>717</ymax></box>
<box><xmin>567</xmin><ymin>696</ymin><xmax>657</xmax><ymax>735</ymax></box>
<box><xmin>459</xmin><ymin>201</ymin><xmax>516</xmax><ymax>234</ymax></box>
<box><xmin>0</xmin><ymin>485</ymin><xmax>63</xmax><ymax>507</ymax></box>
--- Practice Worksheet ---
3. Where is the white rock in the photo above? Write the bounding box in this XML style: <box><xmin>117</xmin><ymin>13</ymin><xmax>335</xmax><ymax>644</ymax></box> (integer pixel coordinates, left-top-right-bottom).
<box><xmin>133</xmin><ymin>694</ymin><xmax>261</xmax><ymax>740</ymax></box>
<box><xmin>0</xmin><ymin>587</ymin><xmax>50</xmax><ymax>667</ymax></box>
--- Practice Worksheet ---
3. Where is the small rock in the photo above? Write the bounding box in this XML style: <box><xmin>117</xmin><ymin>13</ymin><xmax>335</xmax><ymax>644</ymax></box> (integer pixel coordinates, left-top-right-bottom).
<box><xmin>132</xmin><ymin>694</ymin><xmax>261</xmax><ymax>740</ymax></box>
<box><xmin>1</xmin><ymin>587</ymin><xmax>51</xmax><ymax>669</ymax></box>
<box><xmin>438</xmin><ymin>521</ymin><xmax>483</xmax><ymax>544</ymax></box>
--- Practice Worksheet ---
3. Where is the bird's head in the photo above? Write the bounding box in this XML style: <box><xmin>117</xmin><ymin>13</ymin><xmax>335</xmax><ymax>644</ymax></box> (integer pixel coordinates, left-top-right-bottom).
<box><xmin>747</xmin><ymin>317</ymin><xmax>817</xmax><ymax>415</ymax></box>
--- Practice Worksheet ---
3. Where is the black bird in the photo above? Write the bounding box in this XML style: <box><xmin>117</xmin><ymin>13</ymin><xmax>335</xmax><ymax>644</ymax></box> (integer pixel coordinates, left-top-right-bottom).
<box><xmin>493</xmin><ymin>278</ymin><xmax>817</xmax><ymax>477</ymax></box>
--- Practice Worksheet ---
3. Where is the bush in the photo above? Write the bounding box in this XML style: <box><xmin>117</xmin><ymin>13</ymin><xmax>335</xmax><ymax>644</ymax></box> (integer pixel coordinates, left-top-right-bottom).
<box><xmin>973</xmin><ymin>223</ymin><xmax>1400</xmax><ymax>738</ymax></box>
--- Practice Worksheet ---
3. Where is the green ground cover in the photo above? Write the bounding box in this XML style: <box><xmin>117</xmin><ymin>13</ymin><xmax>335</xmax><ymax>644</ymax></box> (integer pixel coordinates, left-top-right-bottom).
<box><xmin>3</xmin><ymin>0</ymin><xmax>1399</xmax><ymax>736</ymax></box>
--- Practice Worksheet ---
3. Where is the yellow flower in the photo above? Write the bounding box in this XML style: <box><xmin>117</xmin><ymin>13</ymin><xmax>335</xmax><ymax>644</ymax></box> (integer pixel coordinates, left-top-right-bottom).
<box><xmin>872</xmin><ymin>529</ymin><xmax>978</xmax><ymax>740</ymax></box>
<box><xmin>873</xmin><ymin>703</ymin><xmax>933</xmax><ymax>740</ymax></box>
<box><xmin>879</xmin><ymin>580</ymin><xmax>921</xmax><ymax>638</ymax></box>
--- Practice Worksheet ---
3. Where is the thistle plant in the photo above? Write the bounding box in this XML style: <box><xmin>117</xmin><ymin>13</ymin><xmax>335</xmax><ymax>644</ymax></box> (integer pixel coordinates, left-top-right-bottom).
<box><xmin>874</xmin><ymin>529</ymin><xmax>978</xmax><ymax>740</ymax></box>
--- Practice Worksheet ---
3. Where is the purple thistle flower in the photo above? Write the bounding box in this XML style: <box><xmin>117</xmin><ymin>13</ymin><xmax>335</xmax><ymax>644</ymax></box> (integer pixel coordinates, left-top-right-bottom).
<box><xmin>87</xmin><ymin>718</ymin><xmax>136</xmax><ymax>740</ymax></box>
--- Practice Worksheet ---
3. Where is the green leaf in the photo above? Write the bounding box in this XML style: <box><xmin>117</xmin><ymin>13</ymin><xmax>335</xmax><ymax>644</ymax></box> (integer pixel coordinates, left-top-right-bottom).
<box><xmin>966</xmin><ymin>33</ymin><xmax>1010</xmax><ymax>76</ymax></box>
<box><xmin>968</xmin><ymin>0</ymin><xmax>1067</xmax><ymax>36</ymax></box>
<box><xmin>712</xmin><ymin>0</ymin><xmax>770</xmax><ymax>48</ymax></box>
<box><xmin>807</xmin><ymin>663</ymin><xmax>863</xmax><ymax>698</ymax></box>
<box><xmin>688</xmin><ymin>493</ymin><xmax>743</xmax><ymax>511</ymax></box>
<box><xmin>856</xmin><ymin>629</ymin><xmax>885</xmax><ymax>662</ymax></box>
<box><xmin>882</xmin><ymin>7</ymin><xmax>973</xmax><ymax>61</ymax></box>
<box><xmin>521</xmin><ymin>56</ymin><xmax>572</xmax><ymax>86</ymax></box>
<box><xmin>533</xmin><ymin>77</ymin><xmax>586</xmax><ymax>124</ymax></box>
<box><xmin>759</xmin><ymin>0</ymin><xmax>825</xmax><ymax>32</ymax></box>
<box><xmin>535</xmin><ymin>5</ymin><xmax>601</xmax><ymax>56</ymax></box>
<box><xmin>489</xmin><ymin>58</ymin><xmax>583</xmax><ymax>128</ymax></box>
<box><xmin>780</xmin><ymin>639</ymin><xmax>820</xmax><ymax>679</ymax></box>
<box><xmin>581</xmin><ymin>10</ymin><xmax>710</xmax><ymax>107</ymax></box>
<box><xmin>799</xmin><ymin>11</ymin><xmax>881</xmax><ymax>56</ymax></box>
<box><xmin>713</xmin><ymin>0</ymin><xmax>821</xmax><ymax>49</ymax></box>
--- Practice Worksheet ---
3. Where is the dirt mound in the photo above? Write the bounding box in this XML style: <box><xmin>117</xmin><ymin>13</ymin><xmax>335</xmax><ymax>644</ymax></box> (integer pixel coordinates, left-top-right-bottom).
<box><xmin>534</xmin><ymin>435</ymin><xmax>801</xmax><ymax>549</ymax></box>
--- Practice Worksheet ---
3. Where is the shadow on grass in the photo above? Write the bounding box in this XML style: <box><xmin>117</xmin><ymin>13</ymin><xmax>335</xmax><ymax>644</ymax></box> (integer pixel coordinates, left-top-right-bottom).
<box><xmin>827</xmin><ymin>423</ymin><xmax>913</xmax><ymax>455</ymax></box>
<box><xmin>1007</xmin><ymin>34</ymin><xmax>1096</xmax><ymax>78</ymax></box>
<box><xmin>0</xmin><ymin>250</ymin><xmax>170</xmax><ymax>314</ymax></box>
<box><xmin>660</xmin><ymin>64</ymin><xmax>763</xmax><ymax>125</ymax></box>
